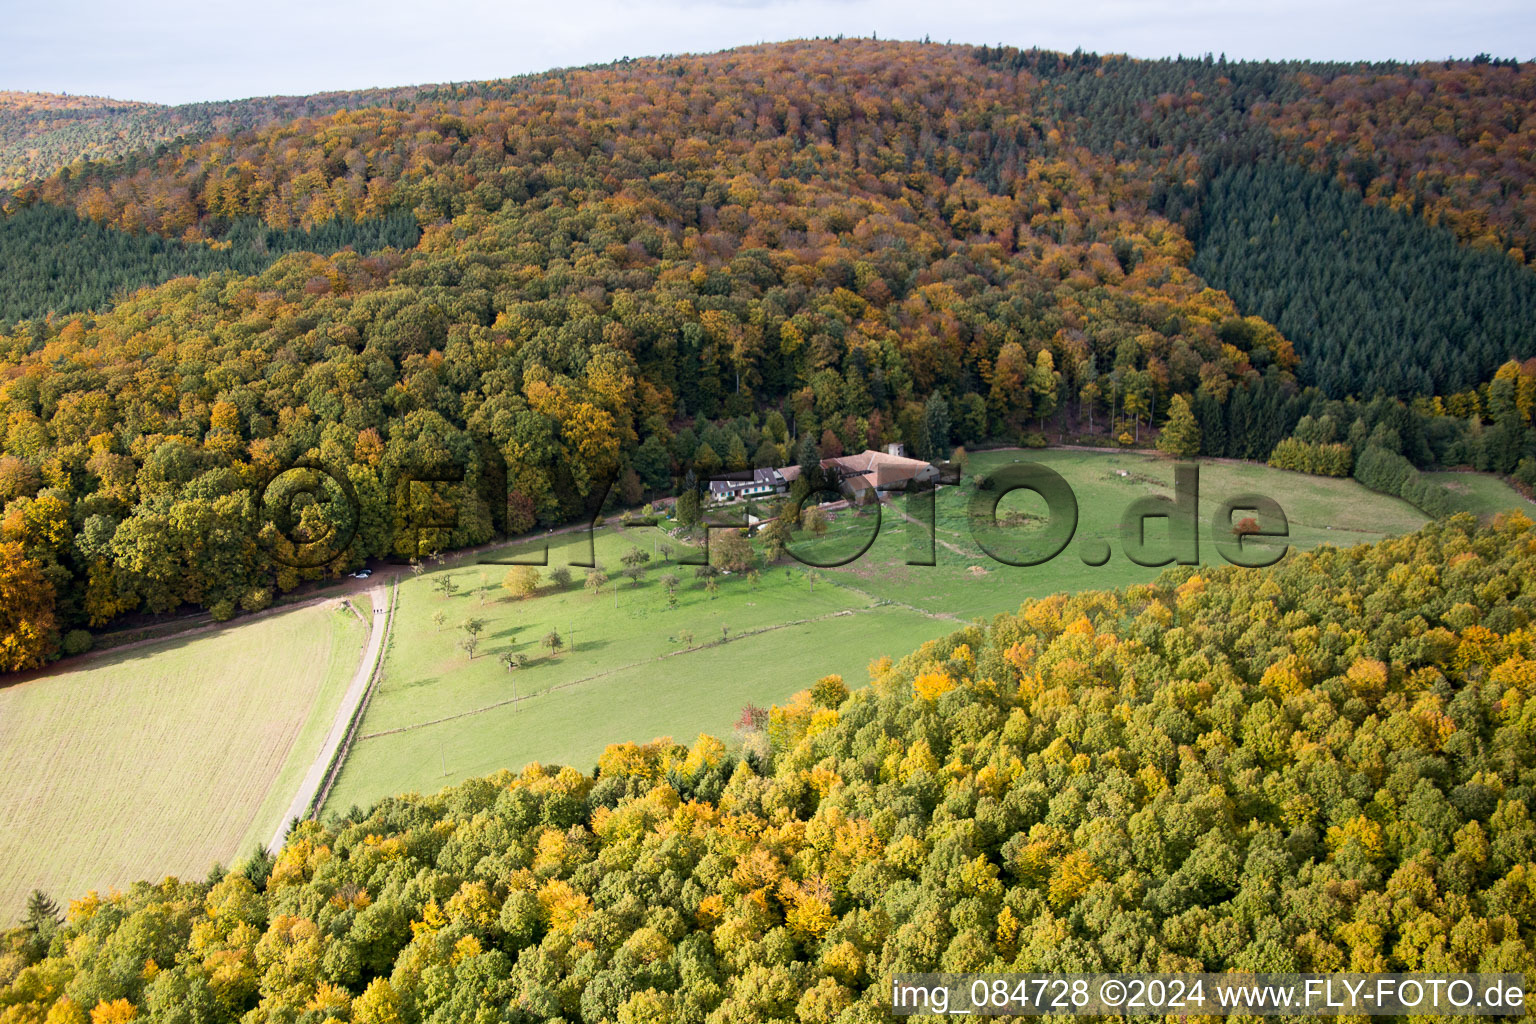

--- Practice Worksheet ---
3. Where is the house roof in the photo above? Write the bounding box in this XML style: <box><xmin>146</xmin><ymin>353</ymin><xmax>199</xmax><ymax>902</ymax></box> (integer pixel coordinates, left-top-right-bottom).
<box><xmin>779</xmin><ymin>450</ymin><xmax>935</xmax><ymax>491</ymax></box>
<box><xmin>706</xmin><ymin>467</ymin><xmax>786</xmax><ymax>495</ymax></box>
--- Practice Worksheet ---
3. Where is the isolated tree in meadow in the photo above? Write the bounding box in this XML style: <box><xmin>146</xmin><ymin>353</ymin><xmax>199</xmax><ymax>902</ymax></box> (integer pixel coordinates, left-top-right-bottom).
<box><xmin>623</xmin><ymin>565</ymin><xmax>645</xmax><ymax>587</ymax></box>
<box><xmin>747</xmin><ymin>569</ymin><xmax>761</xmax><ymax>588</ymax></box>
<box><xmin>548</xmin><ymin>566</ymin><xmax>573</xmax><ymax>590</ymax></box>
<box><xmin>802</xmin><ymin>507</ymin><xmax>829</xmax><ymax>536</ymax></box>
<box><xmin>499</xmin><ymin>650</ymin><xmax>526</xmax><ymax>673</ymax></box>
<box><xmin>432</xmin><ymin>610</ymin><xmax>446</xmax><ymax>631</ymax></box>
<box><xmin>759</xmin><ymin>514</ymin><xmax>792</xmax><ymax>562</ymax></box>
<box><xmin>713</xmin><ymin>530</ymin><xmax>756</xmax><ymax>572</ymax></box>
<box><xmin>432</xmin><ymin>574</ymin><xmax>459</xmax><ymax>599</ymax></box>
<box><xmin>459</xmin><ymin>635</ymin><xmax>479</xmax><ymax>659</ymax></box>
<box><xmin>543</xmin><ymin>630</ymin><xmax>563</xmax><ymax>657</ymax></box>
<box><xmin>705</xmin><ymin>577</ymin><xmax>720</xmax><ymax>599</ymax></box>
<box><xmin>661</xmin><ymin>573</ymin><xmax>681</xmax><ymax>595</ymax></box>
<box><xmin>502</xmin><ymin>565</ymin><xmax>540</xmax><ymax>600</ymax></box>
<box><xmin>1157</xmin><ymin>394</ymin><xmax>1203</xmax><ymax>457</ymax></box>
<box><xmin>659</xmin><ymin>542</ymin><xmax>673</xmax><ymax>561</ymax></box>
<box><xmin>584</xmin><ymin>569</ymin><xmax>608</xmax><ymax>597</ymax></box>
<box><xmin>461</xmin><ymin>618</ymin><xmax>485</xmax><ymax>640</ymax></box>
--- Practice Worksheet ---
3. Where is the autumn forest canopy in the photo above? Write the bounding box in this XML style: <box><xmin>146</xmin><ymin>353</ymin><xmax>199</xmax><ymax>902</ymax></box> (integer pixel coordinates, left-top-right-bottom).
<box><xmin>0</xmin><ymin>38</ymin><xmax>1533</xmax><ymax>668</ymax></box>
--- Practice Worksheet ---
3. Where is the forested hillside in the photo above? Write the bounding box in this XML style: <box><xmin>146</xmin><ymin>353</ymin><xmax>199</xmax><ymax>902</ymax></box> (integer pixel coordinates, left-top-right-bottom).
<box><xmin>1</xmin><ymin>40</ymin><xmax>1534</xmax><ymax>670</ymax></box>
<box><xmin>0</xmin><ymin>41</ymin><xmax>1304</xmax><ymax>668</ymax></box>
<box><xmin>2</xmin><ymin>514</ymin><xmax>1534</xmax><ymax>1022</ymax></box>
<box><xmin>0</xmin><ymin>205</ymin><xmax>420</xmax><ymax>322</ymax></box>
<box><xmin>1191</xmin><ymin>162</ymin><xmax>1536</xmax><ymax>397</ymax></box>
<box><xmin>1262</xmin><ymin>59</ymin><xmax>1536</xmax><ymax>258</ymax></box>
<box><xmin>0</xmin><ymin>87</ymin><xmax>429</xmax><ymax>191</ymax></box>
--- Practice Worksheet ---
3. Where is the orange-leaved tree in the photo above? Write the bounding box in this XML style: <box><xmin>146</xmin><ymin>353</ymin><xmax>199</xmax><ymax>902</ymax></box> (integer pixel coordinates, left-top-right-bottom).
<box><xmin>0</xmin><ymin>541</ymin><xmax>56</xmax><ymax>670</ymax></box>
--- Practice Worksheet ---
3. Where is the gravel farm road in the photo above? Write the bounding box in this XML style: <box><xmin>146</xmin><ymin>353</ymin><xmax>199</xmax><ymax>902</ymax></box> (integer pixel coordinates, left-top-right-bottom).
<box><xmin>267</xmin><ymin>582</ymin><xmax>390</xmax><ymax>855</ymax></box>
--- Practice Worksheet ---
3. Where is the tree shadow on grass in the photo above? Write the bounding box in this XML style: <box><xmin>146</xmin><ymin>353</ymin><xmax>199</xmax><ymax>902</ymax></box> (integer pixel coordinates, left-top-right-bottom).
<box><xmin>395</xmin><ymin>673</ymin><xmax>442</xmax><ymax>693</ymax></box>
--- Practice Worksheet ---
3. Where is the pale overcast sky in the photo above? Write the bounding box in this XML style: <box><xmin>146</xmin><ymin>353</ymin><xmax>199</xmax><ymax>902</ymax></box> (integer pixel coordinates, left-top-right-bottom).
<box><xmin>6</xmin><ymin>0</ymin><xmax>1535</xmax><ymax>105</ymax></box>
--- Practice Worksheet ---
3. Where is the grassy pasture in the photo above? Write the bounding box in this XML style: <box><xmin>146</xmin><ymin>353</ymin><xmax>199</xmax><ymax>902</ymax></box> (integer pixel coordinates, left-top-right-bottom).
<box><xmin>323</xmin><ymin>449</ymin><xmax>1441</xmax><ymax>813</ymax></box>
<box><xmin>321</xmin><ymin>525</ymin><xmax>948</xmax><ymax>810</ymax></box>
<box><xmin>1423</xmin><ymin>470</ymin><xmax>1535</xmax><ymax>519</ymax></box>
<box><xmin>0</xmin><ymin>602</ymin><xmax>365</xmax><ymax>923</ymax></box>
<box><xmin>807</xmin><ymin>448</ymin><xmax>1433</xmax><ymax>619</ymax></box>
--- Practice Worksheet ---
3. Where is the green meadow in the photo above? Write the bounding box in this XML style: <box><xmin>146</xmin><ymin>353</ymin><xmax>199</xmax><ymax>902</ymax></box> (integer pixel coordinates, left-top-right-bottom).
<box><xmin>322</xmin><ymin>448</ymin><xmax>1507</xmax><ymax>814</ymax></box>
<box><xmin>1424</xmin><ymin>469</ymin><xmax>1536</xmax><ymax>520</ymax></box>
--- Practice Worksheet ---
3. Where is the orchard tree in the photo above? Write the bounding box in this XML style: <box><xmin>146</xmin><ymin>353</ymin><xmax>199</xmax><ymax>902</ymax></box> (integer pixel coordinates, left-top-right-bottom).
<box><xmin>759</xmin><ymin>514</ymin><xmax>792</xmax><ymax>562</ymax></box>
<box><xmin>502</xmin><ymin>565</ymin><xmax>541</xmax><ymax>600</ymax></box>
<box><xmin>712</xmin><ymin>530</ymin><xmax>756</xmax><ymax>572</ymax></box>
<box><xmin>584</xmin><ymin>569</ymin><xmax>608</xmax><ymax>597</ymax></box>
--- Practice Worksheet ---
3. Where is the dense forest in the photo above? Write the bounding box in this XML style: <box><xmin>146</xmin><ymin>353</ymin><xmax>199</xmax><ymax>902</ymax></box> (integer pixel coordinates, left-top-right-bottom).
<box><xmin>1191</xmin><ymin>162</ymin><xmax>1536</xmax><ymax>397</ymax></box>
<box><xmin>0</xmin><ymin>206</ymin><xmax>420</xmax><ymax>322</ymax></box>
<box><xmin>0</xmin><ymin>87</ymin><xmax>431</xmax><ymax>191</ymax></box>
<box><xmin>3</xmin><ymin>514</ymin><xmax>1535</xmax><ymax>1021</ymax></box>
<box><xmin>0</xmin><ymin>39</ymin><xmax>1534</xmax><ymax>669</ymax></box>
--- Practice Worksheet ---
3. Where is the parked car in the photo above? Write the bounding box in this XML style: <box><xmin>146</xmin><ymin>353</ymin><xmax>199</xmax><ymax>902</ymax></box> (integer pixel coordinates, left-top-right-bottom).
<box><xmin>352</xmin><ymin>569</ymin><xmax>373</xmax><ymax>579</ymax></box>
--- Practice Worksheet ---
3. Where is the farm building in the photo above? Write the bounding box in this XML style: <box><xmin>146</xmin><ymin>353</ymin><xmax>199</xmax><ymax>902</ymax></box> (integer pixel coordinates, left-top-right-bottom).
<box><xmin>780</xmin><ymin>449</ymin><xmax>938</xmax><ymax>500</ymax></box>
<box><xmin>707</xmin><ymin>467</ymin><xmax>788</xmax><ymax>503</ymax></box>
